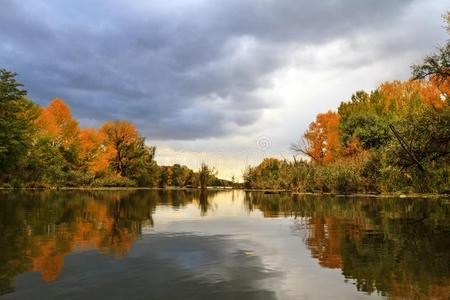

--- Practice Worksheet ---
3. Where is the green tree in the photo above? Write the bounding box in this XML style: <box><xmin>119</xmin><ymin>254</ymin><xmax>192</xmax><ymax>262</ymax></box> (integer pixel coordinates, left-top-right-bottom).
<box><xmin>339</xmin><ymin>111</ymin><xmax>390</xmax><ymax>150</ymax></box>
<box><xmin>24</xmin><ymin>137</ymin><xmax>68</xmax><ymax>187</ymax></box>
<box><xmin>158</xmin><ymin>166</ymin><xmax>172</xmax><ymax>188</ymax></box>
<box><xmin>198</xmin><ymin>163</ymin><xmax>216</xmax><ymax>190</ymax></box>
<box><xmin>171</xmin><ymin>164</ymin><xmax>191</xmax><ymax>187</ymax></box>
<box><xmin>123</xmin><ymin>143</ymin><xmax>159</xmax><ymax>187</ymax></box>
<box><xmin>386</xmin><ymin>103</ymin><xmax>450</xmax><ymax>192</ymax></box>
<box><xmin>0</xmin><ymin>69</ymin><xmax>37</xmax><ymax>183</ymax></box>
<box><xmin>338</xmin><ymin>91</ymin><xmax>391</xmax><ymax>151</ymax></box>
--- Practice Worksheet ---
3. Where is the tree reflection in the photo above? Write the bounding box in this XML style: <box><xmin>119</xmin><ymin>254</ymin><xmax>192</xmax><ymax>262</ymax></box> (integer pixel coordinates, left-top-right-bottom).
<box><xmin>0</xmin><ymin>190</ymin><xmax>206</xmax><ymax>294</ymax></box>
<box><xmin>245</xmin><ymin>193</ymin><xmax>450</xmax><ymax>299</ymax></box>
<box><xmin>198</xmin><ymin>190</ymin><xmax>210</xmax><ymax>216</ymax></box>
<box><xmin>1</xmin><ymin>191</ymin><xmax>449</xmax><ymax>299</ymax></box>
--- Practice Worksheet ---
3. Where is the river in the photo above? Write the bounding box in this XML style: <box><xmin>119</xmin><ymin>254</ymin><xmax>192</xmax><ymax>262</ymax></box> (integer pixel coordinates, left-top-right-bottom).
<box><xmin>0</xmin><ymin>190</ymin><xmax>448</xmax><ymax>299</ymax></box>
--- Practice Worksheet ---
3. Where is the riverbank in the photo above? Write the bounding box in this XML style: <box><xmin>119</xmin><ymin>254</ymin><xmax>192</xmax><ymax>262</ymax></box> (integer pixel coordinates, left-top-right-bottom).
<box><xmin>249</xmin><ymin>189</ymin><xmax>449</xmax><ymax>198</ymax></box>
<box><xmin>1</xmin><ymin>186</ymin><xmax>448</xmax><ymax>198</ymax></box>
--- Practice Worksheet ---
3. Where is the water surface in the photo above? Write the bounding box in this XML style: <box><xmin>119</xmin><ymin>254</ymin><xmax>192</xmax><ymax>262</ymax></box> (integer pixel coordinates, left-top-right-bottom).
<box><xmin>0</xmin><ymin>190</ymin><xmax>449</xmax><ymax>299</ymax></box>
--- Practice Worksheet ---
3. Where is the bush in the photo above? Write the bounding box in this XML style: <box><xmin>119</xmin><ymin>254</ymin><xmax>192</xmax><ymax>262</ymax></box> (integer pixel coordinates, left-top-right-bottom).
<box><xmin>332</xmin><ymin>166</ymin><xmax>359</xmax><ymax>194</ymax></box>
<box><xmin>64</xmin><ymin>171</ymin><xmax>94</xmax><ymax>187</ymax></box>
<box><xmin>91</xmin><ymin>176</ymin><xmax>137</xmax><ymax>187</ymax></box>
<box><xmin>310</xmin><ymin>166</ymin><xmax>332</xmax><ymax>193</ymax></box>
<box><xmin>1</xmin><ymin>183</ymin><xmax>12</xmax><ymax>189</ymax></box>
<box><xmin>9</xmin><ymin>178</ymin><xmax>23</xmax><ymax>188</ymax></box>
<box><xmin>24</xmin><ymin>181</ymin><xmax>52</xmax><ymax>189</ymax></box>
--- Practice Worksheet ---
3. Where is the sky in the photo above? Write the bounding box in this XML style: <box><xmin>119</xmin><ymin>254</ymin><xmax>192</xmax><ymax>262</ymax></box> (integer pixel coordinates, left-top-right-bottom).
<box><xmin>1</xmin><ymin>0</ymin><xmax>448</xmax><ymax>180</ymax></box>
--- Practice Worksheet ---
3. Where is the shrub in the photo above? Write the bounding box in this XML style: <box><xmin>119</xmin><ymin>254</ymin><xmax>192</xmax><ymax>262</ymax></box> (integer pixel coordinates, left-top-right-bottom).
<box><xmin>24</xmin><ymin>181</ymin><xmax>52</xmax><ymax>189</ymax></box>
<box><xmin>91</xmin><ymin>176</ymin><xmax>137</xmax><ymax>187</ymax></box>
<box><xmin>64</xmin><ymin>171</ymin><xmax>95</xmax><ymax>187</ymax></box>
<box><xmin>1</xmin><ymin>183</ymin><xmax>12</xmax><ymax>189</ymax></box>
<box><xmin>9</xmin><ymin>178</ymin><xmax>23</xmax><ymax>188</ymax></box>
<box><xmin>332</xmin><ymin>166</ymin><xmax>359</xmax><ymax>194</ymax></box>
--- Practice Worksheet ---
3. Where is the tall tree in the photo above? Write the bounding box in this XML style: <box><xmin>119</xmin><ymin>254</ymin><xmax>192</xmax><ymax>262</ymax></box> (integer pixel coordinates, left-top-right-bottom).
<box><xmin>198</xmin><ymin>162</ymin><xmax>216</xmax><ymax>190</ymax></box>
<box><xmin>100</xmin><ymin>120</ymin><xmax>142</xmax><ymax>175</ymax></box>
<box><xmin>100</xmin><ymin>120</ymin><xmax>158</xmax><ymax>186</ymax></box>
<box><xmin>35</xmin><ymin>98</ymin><xmax>80</xmax><ymax>149</ymax></box>
<box><xmin>0</xmin><ymin>69</ymin><xmax>37</xmax><ymax>181</ymax></box>
<box><xmin>33</xmin><ymin>98</ymin><xmax>81</xmax><ymax>173</ymax></box>
<box><xmin>79</xmin><ymin>128</ymin><xmax>115</xmax><ymax>174</ymax></box>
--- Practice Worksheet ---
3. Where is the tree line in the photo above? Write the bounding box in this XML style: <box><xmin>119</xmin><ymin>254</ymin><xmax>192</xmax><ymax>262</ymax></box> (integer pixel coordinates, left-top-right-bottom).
<box><xmin>244</xmin><ymin>13</ymin><xmax>449</xmax><ymax>194</ymax></box>
<box><xmin>0</xmin><ymin>72</ymin><xmax>222</xmax><ymax>188</ymax></box>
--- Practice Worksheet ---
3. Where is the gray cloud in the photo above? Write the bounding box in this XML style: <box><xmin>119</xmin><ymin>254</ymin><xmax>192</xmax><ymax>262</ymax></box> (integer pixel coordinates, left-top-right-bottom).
<box><xmin>0</xmin><ymin>0</ymin><xmax>440</xmax><ymax>140</ymax></box>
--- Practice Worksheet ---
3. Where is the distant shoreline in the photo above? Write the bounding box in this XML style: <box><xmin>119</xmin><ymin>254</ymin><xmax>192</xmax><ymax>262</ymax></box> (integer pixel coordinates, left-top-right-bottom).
<box><xmin>1</xmin><ymin>187</ymin><xmax>448</xmax><ymax>198</ymax></box>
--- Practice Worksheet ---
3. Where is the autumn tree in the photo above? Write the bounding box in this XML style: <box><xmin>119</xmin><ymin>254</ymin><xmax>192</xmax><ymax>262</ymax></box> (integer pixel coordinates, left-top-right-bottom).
<box><xmin>46</xmin><ymin>98</ymin><xmax>80</xmax><ymax>148</ymax></box>
<box><xmin>377</xmin><ymin>80</ymin><xmax>443</xmax><ymax>110</ymax></box>
<box><xmin>292</xmin><ymin>111</ymin><xmax>341</xmax><ymax>164</ymax></box>
<box><xmin>35</xmin><ymin>99</ymin><xmax>80</xmax><ymax>148</ymax></box>
<box><xmin>101</xmin><ymin>120</ymin><xmax>158</xmax><ymax>186</ymax></box>
<box><xmin>25</xmin><ymin>98</ymin><xmax>82</xmax><ymax>185</ymax></box>
<box><xmin>34</xmin><ymin>98</ymin><xmax>81</xmax><ymax>169</ymax></box>
<box><xmin>79</xmin><ymin>128</ymin><xmax>115</xmax><ymax>174</ymax></box>
<box><xmin>101</xmin><ymin>121</ymin><xmax>139</xmax><ymax>175</ymax></box>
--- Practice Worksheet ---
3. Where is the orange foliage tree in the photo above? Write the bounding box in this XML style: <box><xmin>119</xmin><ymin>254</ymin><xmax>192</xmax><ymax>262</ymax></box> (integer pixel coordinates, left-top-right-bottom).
<box><xmin>35</xmin><ymin>98</ymin><xmax>80</xmax><ymax>148</ymax></box>
<box><xmin>378</xmin><ymin>80</ymin><xmax>443</xmax><ymax>110</ymax></box>
<box><xmin>31</xmin><ymin>99</ymin><xmax>158</xmax><ymax>186</ymax></box>
<box><xmin>100</xmin><ymin>120</ymin><xmax>156</xmax><ymax>180</ymax></box>
<box><xmin>293</xmin><ymin>111</ymin><xmax>341</xmax><ymax>164</ymax></box>
<box><xmin>79</xmin><ymin>128</ymin><xmax>115</xmax><ymax>174</ymax></box>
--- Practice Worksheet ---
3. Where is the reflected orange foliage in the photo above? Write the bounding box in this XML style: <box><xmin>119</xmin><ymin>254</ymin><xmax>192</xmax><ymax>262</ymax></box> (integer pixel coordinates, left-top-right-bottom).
<box><xmin>28</xmin><ymin>199</ymin><xmax>138</xmax><ymax>283</ymax></box>
<box><xmin>387</xmin><ymin>272</ymin><xmax>450</xmax><ymax>300</ymax></box>
<box><xmin>304</xmin><ymin>214</ymin><xmax>449</xmax><ymax>299</ymax></box>
<box><xmin>306</xmin><ymin>217</ymin><xmax>343</xmax><ymax>269</ymax></box>
<box><xmin>31</xmin><ymin>241</ymin><xmax>64</xmax><ymax>282</ymax></box>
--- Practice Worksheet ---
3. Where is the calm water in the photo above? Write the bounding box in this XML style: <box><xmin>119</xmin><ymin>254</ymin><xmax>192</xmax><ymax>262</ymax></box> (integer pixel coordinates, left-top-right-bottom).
<box><xmin>0</xmin><ymin>190</ymin><xmax>449</xmax><ymax>299</ymax></box>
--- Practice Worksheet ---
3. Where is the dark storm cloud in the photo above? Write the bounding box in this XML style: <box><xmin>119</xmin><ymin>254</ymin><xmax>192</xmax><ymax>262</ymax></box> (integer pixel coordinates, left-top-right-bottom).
<box><xmin>0</xmin><ymin>0</ymin><xmax>419</xmax><ymax>139</ymax></box>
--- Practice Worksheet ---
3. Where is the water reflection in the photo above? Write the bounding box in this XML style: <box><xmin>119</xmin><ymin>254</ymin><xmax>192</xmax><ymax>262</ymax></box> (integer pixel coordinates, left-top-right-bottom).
<box><xmin>0</xmin><ymin>190</ymin><xmax>208</xmax><ymax>294</ymax></box>
<box><xmin>245</xmin><ymin>193</ymin><xmax>450</xmax><ymax>299</ymax></box>
<box><xmin>0</xmin><ymin>190</ymin><xmax>449</xmax><ymax>299</ymax></box>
